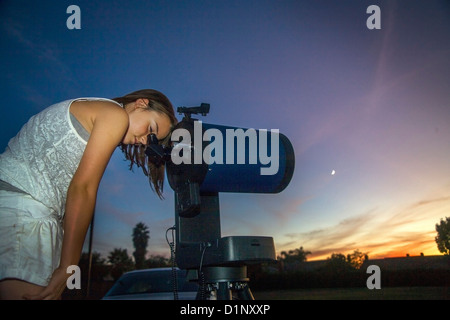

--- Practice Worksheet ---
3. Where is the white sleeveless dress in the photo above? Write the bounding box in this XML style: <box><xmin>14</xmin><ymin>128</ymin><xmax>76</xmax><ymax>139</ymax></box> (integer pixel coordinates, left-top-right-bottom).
<box><xmin>0</xmin><ymin>97</ymin><xmax>121</xmax><ymax>286</ymax></box>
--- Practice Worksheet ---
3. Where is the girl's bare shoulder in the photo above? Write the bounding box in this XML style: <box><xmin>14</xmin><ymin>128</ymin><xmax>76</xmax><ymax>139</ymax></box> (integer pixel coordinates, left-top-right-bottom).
<box><xmin>70</xmin><ymin>100</ymin><xmax>128</xmax><ymax>133</ymax></box>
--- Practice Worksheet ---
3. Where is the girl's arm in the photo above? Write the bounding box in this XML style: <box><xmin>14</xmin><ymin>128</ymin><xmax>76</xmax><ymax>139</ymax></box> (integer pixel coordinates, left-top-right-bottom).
<box><xmin>24</xmin><ymin>102</ymin><xmax>129</xmax><ymax>300</ymax></box>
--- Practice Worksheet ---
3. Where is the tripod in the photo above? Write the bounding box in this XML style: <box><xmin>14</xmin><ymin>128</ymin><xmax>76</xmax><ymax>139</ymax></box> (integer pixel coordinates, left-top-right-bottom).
<box><xmin>196</xmin><ymin>266</ymin><xmax>254</xmax><ymax>300</ymax></box>
<box><xmin>174</xmin><ymin>192</ymin><xmax>276</xmax><ymax>300</ymax></box>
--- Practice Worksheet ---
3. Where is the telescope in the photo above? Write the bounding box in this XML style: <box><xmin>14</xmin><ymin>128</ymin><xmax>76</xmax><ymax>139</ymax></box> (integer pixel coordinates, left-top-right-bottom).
<box><xmin>145</xmin><ymin>104</ymin><xmax>295</xmax><ymax>300</ymax></box>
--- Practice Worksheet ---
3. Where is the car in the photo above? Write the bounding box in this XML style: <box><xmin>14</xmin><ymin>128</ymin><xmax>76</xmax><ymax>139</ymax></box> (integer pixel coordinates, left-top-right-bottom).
<box><xmin>102</xmin><ymin>267</ymin><xmax>199</xmax><ymax>300</ymax></box>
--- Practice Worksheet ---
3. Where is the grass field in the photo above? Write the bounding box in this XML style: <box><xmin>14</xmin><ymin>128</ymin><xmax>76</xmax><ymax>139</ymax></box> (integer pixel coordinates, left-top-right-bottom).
<box><xmin>253</xmin><ymin>287</ymin><xmax>450</xmax><ymax>300</ymax></box>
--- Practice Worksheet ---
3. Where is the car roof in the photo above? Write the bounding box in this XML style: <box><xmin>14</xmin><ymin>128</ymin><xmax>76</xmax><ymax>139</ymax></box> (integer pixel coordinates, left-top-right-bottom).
<box><xmin>121</xmin><ymin>267</ymin><xmax>180</xmax><ymax>276</ymax></box>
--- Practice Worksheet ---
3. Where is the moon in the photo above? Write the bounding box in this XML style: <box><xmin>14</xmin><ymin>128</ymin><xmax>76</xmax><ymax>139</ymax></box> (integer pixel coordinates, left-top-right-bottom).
<box><xmin>331</xmin><ymin>170</ymin><xmax>336</xmax><ymax>176</ymax></box>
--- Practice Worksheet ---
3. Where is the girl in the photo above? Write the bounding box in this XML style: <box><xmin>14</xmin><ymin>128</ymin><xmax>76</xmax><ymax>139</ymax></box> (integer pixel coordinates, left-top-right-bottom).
<box><xmin>0</xmin><ymin>89</ymin><xmax>177</xmax><ymax>299</ymax></box>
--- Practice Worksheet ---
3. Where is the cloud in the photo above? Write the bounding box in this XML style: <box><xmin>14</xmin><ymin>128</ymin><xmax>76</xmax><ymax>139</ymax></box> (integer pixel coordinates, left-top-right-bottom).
<box><xmin>97</xmin><ymin>202</ymin><xmax>147</xmax><ymax>227</ymax></box>
<box><xmin>265</xmin><ymin>194</ymin><xmax>311</xmax><ymax>226</ymax></box>
<box><xmin>2</xmin><ymin>19</ymin><xmax>68</xmax><ymax>72</ymax></box>
<box><xmin>1</xmin><ymin>17</ymin><xmax>78</xmax><ymax>100</ymax></box>
<box><xmin>277</xmin><ymin>195</ymin><xmax>450</xmax><ymax>260</ymax></box>
<box><xmin>280</xmin><ymin>208</ymin><xmax>377</xmax><ymax>256</ymax></box>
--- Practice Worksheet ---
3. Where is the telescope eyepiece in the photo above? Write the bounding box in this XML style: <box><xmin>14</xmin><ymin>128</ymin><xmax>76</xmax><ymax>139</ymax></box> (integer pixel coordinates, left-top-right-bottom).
<box><xmin>144</xmin><ymin>133</ymin><xmax>172</xmax><ymax>167</ymax></box>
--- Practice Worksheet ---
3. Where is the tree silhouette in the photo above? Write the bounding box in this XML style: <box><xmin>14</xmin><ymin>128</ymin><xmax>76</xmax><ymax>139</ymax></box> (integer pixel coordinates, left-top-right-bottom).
<box><xmin>278</xmin><ymin>246</ymin><xmax>311</xmax><ymax>271</ymax></box>
<box><xmin>132</xmin><ymin>222</ymin><xmax>150</xmax><ymax>269</ymax></box>
<box><xmin>79</xmin><ymin>251</ymin><xmax>107</xmax><ymax>281</ymax></box>
<box><xmin>108</xmin><ymin>248</ymin><xmax>134</xmax><ymax>280</ymax></box>
<box><xmin>323</xmin><ymin>250</ymin><xmax>368</xmax><ymax>273</ymax></box>
<box><xmin>324</xmin><ymin>253</ymin><xmax>351</xmax><ymax>272</ymax></box>
<box><xmin>435</xmin><ymin>217</ymin><xmax>450</xmax><ymax>255</ymax></box>
<box><xmin>346</xmin><ymin>249</ymin><xmax>368</xmax><ymax>269</ymax></box>
<box><xmin>145</xmin><ymin>254</ymin><xmax>170</xmax><ymax>268</ymax></box>
<box><xmin>279</xmin><ymin>246</ymin><xmax>311</xmax><ymax>263</ymax></box>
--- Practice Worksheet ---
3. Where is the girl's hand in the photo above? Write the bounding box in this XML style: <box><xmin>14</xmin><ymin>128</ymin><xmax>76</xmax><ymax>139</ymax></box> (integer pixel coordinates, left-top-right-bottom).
<box><xmin>23</xmin><ymin>266</ymin><xmax>69</xmax><ymax>300</ymax></box>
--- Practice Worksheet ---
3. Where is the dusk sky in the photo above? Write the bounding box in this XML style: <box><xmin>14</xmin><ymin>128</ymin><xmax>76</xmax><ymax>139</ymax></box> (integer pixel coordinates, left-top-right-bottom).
<box><xmin>1</xmin><ymin>0</ymin><xmax>449</xmax><ymax>262</ymax></box>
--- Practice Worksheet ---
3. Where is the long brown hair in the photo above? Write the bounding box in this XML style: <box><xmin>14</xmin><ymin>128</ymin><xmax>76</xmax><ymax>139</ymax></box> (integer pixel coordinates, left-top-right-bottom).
<box><xmin>113</xmin><ymin>89</ymin><xmax>177</xmax><ymax>199</ymax></box>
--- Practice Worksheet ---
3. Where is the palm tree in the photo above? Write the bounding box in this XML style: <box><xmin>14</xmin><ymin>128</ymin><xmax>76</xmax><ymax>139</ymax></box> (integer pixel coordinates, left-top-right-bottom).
<box><xmin>132</xmin><ymin>222</ymin><xmax>150</xmax><ymax>269</ymax></box>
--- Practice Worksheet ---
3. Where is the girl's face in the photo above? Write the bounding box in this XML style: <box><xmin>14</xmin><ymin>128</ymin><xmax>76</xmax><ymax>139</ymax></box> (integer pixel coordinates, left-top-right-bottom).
<box><xmin>122</xmin><ymin>99</ymin><xmax>172</xmax><ymax>145</ymax></box>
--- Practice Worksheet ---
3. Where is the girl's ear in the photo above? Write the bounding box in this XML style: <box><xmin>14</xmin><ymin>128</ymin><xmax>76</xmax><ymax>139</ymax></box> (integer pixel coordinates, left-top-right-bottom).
<box><xmin>135</xmin><ymin>98</ymin><xmax>150</xmax><ymax>108</ymax></box>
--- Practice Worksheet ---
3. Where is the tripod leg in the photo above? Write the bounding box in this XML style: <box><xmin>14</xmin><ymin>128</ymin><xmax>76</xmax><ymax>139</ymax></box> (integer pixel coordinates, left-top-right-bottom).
<box><xmin>236</xmin><ymin>284</ymin><xmax>255</xmax><ymax>300</ymax></box>
<box><xmin>216</xmin><ymin>282</ymin><xmax>232</xmax><ymax>300</ymax></box>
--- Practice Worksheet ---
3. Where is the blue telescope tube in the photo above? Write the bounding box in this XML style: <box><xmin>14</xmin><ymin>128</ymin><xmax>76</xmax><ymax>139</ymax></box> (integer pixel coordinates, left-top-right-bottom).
<box><xmin>200</xmin><ymin>123</ymin><xmax>294</xmax><ymax>193</ymax></box>
<box><xmin>167</xmin><ymin>120</ymin><xmax>295</xmax><ymax>194</ymax></box>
